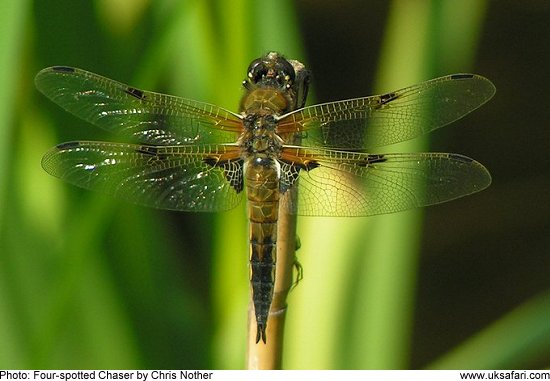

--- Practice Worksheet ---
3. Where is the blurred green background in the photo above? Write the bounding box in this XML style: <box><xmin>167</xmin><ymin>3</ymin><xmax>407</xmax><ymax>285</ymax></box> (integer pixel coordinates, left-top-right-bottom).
<box><xmin>1</xmin><ymin>0</ymin><xmax>549</xmax><ymax>369</ymax></box>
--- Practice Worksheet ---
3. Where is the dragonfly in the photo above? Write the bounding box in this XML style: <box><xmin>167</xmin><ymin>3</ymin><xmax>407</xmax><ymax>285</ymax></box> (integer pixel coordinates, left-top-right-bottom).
<box><xmin>36</xmin><ymin>51</ymin><xmax>495</xmax><ymax>344</ymax></box>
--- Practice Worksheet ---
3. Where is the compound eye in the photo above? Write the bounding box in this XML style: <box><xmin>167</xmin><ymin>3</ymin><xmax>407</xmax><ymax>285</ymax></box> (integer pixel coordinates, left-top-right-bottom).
<box><xmin>246</xmin><ymin>55</ymin><xmax>297</xmax><ymax>87</ymax></box>
<box><xmin>247</xmin><ymin>60</ymin><xmax>268</xmax><ymax>84</ymax></box>
<box><xmin>280</xmin><ymin>59</ymin><xmax>296</xmax><ymax>83</ymax></box>
<box><xmin>273</xmin><ymin>59</ymin><xmax>295</xmax><ymax>88</ymax></box>
<box><xmin>246</xmin><ymin>58</ymin><xmax>262</xmax><ymax>75</ymax></box>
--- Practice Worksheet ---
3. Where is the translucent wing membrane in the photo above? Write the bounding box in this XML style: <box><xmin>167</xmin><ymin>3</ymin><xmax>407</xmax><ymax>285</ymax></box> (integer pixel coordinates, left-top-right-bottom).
<box><xmin>35</xmin><ymin>67</ymin><xmax>243</xmax><ymax>145</ymax></box>
<box><xmin>277</xmin><ymin>74</ymin><xmax>495</xmax><ymax>149</ymax></box>
<box><xmin>41</xmin><ymin>141</ymin><xmax>243</xmax><ymax>212</ymax></box>
<box><xmin>37</xmin><ymin>66</ymin><xmax>493</xmax><ymax>217</ymax></box>
<box><xmin>280</xmin><ymin>148</ymin><xmax>491</xmax><ymax>216</ymax></box>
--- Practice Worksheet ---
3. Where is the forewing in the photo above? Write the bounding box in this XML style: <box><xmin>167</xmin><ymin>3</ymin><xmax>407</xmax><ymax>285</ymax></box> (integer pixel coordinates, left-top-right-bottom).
<box><xmin>41</xmin><ymin>141</ymin><xmax>243</xmax><ymax>212</ymax></box>
<box><xmin>280</xmin><ymin>148</ymin><xmax>491</xmax><ymax>216</ymax></box>
<box><xmin>277</xmin><ymin>74</ymin><xmax>495</xmax><ymax>149</ymax></box>
<box><xmin>35</xmin><ymin>66</ymin><xmax>242</xmax><ymax>145</ymax></box>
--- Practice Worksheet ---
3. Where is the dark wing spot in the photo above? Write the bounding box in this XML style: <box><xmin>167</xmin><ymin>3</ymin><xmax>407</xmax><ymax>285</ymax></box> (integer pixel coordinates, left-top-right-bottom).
<box><xmin>51</xmin><ymin>66</ymin><xmax>76</xmax><ymax>73</ymax></box>
<box><xmin>203</xmin><ymin>157</ymin><xmax>218</xmax><ymax>167</ymax></box>
<box><xmin>136</xmin><ymin>146</ymin><xmax>170</xmax><ymax>160</ymax></box>
<box><xmin>448</xmin><ymin>153</ymin><xmax>474</xmax><ymax>163</ymax></box>
<box><xmin>204</xmin><ymin>157</ymin><xmax>244</xmax><ymax>193</ymax></box>
<box><xmin>125</xmin><ymin>86</ymin><xmax>146</xmax><ymax>100</ymax></box>
<box><xmin>367</xmin><ymin>154</ymin><xmax>386</xmax><ymax>163</ymax></box>
<box><xmin>303</xmin><ymin>160</ymin><xmax>320</xmax><ymax>171</ymax></box>
<box><xmin>136</xmin><ymin>146</ymin><xmax>158</xmax><ymax>156</ymax></box>
<box><xmin>379</xmin><ymin>91</ymin><xmax>399</xmax><ymax>105</ymax></box>
<box><xmin>223</xmin><ymin>160</ymin><xmax>244</xmax><ymax>193</ymax></box>
<box><xmin>279</xmin><ymin>159</ymin><xmax>319</xmax><ymax>193</ymax></box>
<box><xmin>450</xmin><ymin>73</ymin><xmax>474</xmax><ymax>80</ymax></box>
<box><xmin>56</xmin><ymin>141</ymin><xmax>81</xmax><ymax>149</ymax></box>
<box><xmin>358</xmin><ymin>154</ymin><xmax>386</xmax><ymax>167</ymax></box>
<box><xmin>280</xmin><ymin>164</ymin><xmax>300</xmax><ymax>193</ymax></box>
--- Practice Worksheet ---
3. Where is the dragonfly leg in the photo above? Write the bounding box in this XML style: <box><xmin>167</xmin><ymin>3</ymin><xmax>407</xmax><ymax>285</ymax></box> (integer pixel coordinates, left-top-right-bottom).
<box><xmin>291</xmin><ymin>258</ymin><xmax>303</xmax><ymax>290</ymax></box>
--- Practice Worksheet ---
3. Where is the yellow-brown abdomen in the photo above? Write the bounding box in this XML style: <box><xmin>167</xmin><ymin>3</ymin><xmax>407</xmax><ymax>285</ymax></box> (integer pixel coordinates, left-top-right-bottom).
<box><xmin>245</xmin><ymin>156</ymin><xmax>281</xmax><ymax>343</ymax></box>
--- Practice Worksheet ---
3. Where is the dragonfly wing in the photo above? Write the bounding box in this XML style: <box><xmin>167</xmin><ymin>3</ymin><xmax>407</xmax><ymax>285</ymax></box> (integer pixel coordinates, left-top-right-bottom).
<box><xmin>279</xmin><ymin>148</ymin><xmax>491</xmax><ymax>216</ymax></box>
<box><xmin>35</xmin><ymin>66</ymin><xmax>243</xmax><ymax>145</ymax></box>
<box><xmin>277</xmin><ymin>74</ymin><xmax>495</xmax><ymax>150</ymax></box>
<box><xmin>42</xmin><ymin>141</ymin><xmax>244</xmax><ymax>212</ymax></box>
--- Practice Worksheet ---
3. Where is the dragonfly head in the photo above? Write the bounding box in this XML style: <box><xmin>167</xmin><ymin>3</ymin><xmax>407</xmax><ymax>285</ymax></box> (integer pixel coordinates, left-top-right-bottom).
<box><xmin>241</xmin><ymin>52</ymin><xmax>311</xmax><ymax>113</ymax></box>
<box><xmin>244</xmin><ymin>51</ymin><xmax>296</xmax><ymax>90</ymax></box>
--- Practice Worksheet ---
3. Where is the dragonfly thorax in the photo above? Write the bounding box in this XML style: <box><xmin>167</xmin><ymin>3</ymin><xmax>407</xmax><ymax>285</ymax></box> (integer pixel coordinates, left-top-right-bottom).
<box><xmin>240</xmin><ymin>87</ymin><xmax>293</xmax><ymax>115</ymax></box>
<box><xmin>239</xmin><ymin>114</ymin><xmax>283</xmax><ymax>157</ymax></box>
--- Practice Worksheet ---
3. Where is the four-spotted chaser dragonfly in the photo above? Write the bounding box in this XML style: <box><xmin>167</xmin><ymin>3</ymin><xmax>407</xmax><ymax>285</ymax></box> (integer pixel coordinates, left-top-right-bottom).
<box><xmin>36</xmin><ymin>52</ymin><xmax>494</xmax><ymax>344</ymax></box>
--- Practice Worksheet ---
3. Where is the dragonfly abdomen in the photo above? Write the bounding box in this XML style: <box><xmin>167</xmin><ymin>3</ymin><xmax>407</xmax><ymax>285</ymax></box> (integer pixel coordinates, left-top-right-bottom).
<box><xmin>245</xmin><ymin>157</ymin><xmax>281</xmax><ymax>344</ymax></box>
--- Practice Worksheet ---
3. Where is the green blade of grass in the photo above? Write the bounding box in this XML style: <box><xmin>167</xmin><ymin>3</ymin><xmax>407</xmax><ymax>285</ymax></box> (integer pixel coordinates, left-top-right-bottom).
<box><xmin>0</xmin><ymin>0</ymin><xmax>36</xmax><ymax>368</ymax></box>
<box><xmin>285</xmin><ymin>0</ymin><xmax>488</xmax><ymax>369</ymax></box>
<box><xmin>0</xmin><ymin>0</ymin><xmax>31</xmax><ymax>229</ymax></box>
<box><xmin>430</xmin><ymin>291</ymin><xmax>550</xmax><ymax>369</ymax></box>
<box><xmin>349</xmin><ymin>0</ymin><xmax>489</xmax><ymax>369</ymax></box>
